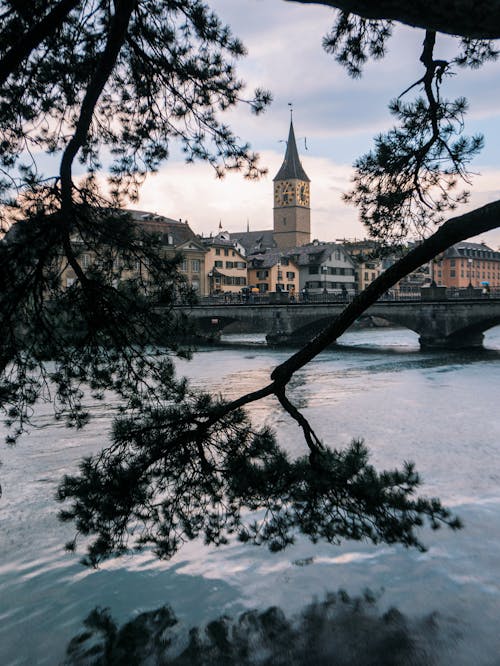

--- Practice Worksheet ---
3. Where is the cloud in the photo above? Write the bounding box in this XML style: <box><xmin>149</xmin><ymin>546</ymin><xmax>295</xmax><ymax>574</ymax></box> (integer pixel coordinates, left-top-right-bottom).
<box><xmin>136</xmin><ymin>147</ymin><xmax>363</xmax><ymax>242</ymax></box>
<box><xmin>46</xmin><ymin>0</ymin><xmax>500</xmax><ymax>251</ymax></box>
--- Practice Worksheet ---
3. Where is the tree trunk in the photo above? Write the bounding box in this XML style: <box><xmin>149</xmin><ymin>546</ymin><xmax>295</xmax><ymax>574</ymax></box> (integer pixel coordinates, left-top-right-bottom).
<box><xmin>285</xmin><ymin>0</ymin><xmax>500</xmax><ymax>39</ymax></box>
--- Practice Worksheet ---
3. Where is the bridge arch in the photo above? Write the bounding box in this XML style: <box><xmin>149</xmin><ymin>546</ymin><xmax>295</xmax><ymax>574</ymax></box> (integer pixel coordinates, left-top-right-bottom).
<box><xmin>182</xmin><ymin>299</ymin><xmax>500</xmax><ymax>349</ymax></box>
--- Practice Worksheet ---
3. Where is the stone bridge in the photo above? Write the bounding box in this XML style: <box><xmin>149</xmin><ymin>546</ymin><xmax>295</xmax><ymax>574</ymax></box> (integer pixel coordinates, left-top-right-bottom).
<box><xmin>177</xmin><ymin>298</ymin><xmax>500</xmax><ymax>349</ymax></box>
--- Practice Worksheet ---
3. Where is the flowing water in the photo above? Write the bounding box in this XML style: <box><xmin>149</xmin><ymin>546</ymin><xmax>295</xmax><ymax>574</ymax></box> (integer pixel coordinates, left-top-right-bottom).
<box><xmin>2</xmin><ymin>327</ymin><xmax>500</xmax><ymax>664</ymax></box>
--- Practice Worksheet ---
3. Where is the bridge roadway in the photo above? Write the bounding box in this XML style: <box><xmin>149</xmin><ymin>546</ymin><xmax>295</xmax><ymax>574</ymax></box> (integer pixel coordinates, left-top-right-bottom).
<box><xmin>177</xmin><ymin>297</ymin><xmax>500</xmax><ymax>349</ymax></box>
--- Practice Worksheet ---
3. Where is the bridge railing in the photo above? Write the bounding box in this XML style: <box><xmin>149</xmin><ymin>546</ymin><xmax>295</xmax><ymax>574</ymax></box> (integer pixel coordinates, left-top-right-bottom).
<box><xmin>192</xmin><ymin>287</ymin><xmax>500</xmax><ymax>307</ymax></box>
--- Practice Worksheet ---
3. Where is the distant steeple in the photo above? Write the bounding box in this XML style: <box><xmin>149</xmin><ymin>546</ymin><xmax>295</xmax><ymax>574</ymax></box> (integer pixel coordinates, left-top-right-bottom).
<box><xmin>219</xmin><ymin>220</ymin><xmax>222</xmax><ymax>230</ymax></box>
<box><xmin>246</xmin><ymin>219</ymin><xmax>250</xmax><ymax>232</ymax></box>
<box><xmin>273</xmin><ymin>120</ymin><xmax>310</xmax><ymax>183</ymax></box>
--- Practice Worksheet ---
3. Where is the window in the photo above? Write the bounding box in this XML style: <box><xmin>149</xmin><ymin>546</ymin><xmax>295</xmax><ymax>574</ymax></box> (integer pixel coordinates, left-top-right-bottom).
<box><xmin>180</xmin><ymin>259</ymin><xmax>188</xmax><ymax>272</ymax></box>
<box><xmin>214</xmin><ymin>260</ymin><xmax>223</xmax><ymax>268</ymax></box>
<box><xmin>308</xmin><ymin>266</ymin><xmax>318</xmax><ymax>274</ymax></box>
<box><xmin>82</xmin><ymin>253</ymin><xmax>90</xmax><ymax>268</ymax></box>
<box><xmin>232</xmin><ymin>250</ymin><xmax>235</xmax><ymax>257</ymax></box>
<box><xmin>450</xmin><ymin>269</ymin><xmax>456</xmax><ymax>277</ymax></box>
<box><xmin>224</xmin><ymin>249</ymin><xmax>229</xmax><ymax>256</ymax></box>
<box><xmin>286</xmin><ymin>271</ymin><xmax>295</xmax><ymax>279</ymax></box>
<box><xmin>191</xmin><ymin>259</ymin><xmax>200</xmax><ymax>273</ymax></box>
<box><xmin>225</xmin><ymin>261</ymin><xmax>234</xmax><ymax>269</ymax></box>
<box><xmin>215</xmin><ymin>248</ymin><xmax>220</xmax><ymax>256</ymax></box>
<box><xmin>235</xmin><ymin>261</ymin><xmax>246</xmax><ymax>269</ymax></box>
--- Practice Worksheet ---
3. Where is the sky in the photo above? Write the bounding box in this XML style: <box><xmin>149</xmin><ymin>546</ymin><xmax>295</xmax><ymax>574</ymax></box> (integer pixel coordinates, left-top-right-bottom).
<box><xmin>135</xmin><ymin>0</ymin><xmax>500</xmax><ymax>248</ymax></box>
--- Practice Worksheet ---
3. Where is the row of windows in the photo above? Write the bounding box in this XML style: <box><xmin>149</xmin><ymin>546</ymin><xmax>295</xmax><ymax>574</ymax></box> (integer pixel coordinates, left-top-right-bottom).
<box><xmin>450</xmin><ymin>270</ymin><xmax>499</xmax><ymax>279</ymax></box>
<box><xmin>221</xmin><ymin>276</ymin><xmax>246</xmax><ymax>286</ymax></box>
<box><xmin>305</xmin><ymin>280</ymin><xmax>356</xmax><ymax>290</ymax></box>
<box><xmin>448</xmin><ymin>258</ymin><xmax>500</xmax><ymax>268</ymax></box>
<box><xmin>457</xmin><ymin>248</ymin><xmax>500</xmax><ymax>260</ymax></box>
<box><xmin>213</xmin><ymin>260</ymin><xmax>246</xmax><ymax>269</ymax></box>
<box><xmin>306</xmin><ymin>251</ymin><xmax>347</xmax><ymax>263</ymax></box>
<box><xmin>255</xmin><ymin>283</ymin><xmax>296</xmax><ymax>292</ymax></box>
<box><xmin>215</xmin><ymin>248</ymin><xmax>239</xmax><ymax>257</ymax></box>
<box><xmin>308</xmin><ymin>266</ymin><xmax>355</xmax><ymax>276</ymax></box>
<box><xmin>180</xmin><ymin>259</ymin><xmax>200</xmax><ymax>273</ymax></box>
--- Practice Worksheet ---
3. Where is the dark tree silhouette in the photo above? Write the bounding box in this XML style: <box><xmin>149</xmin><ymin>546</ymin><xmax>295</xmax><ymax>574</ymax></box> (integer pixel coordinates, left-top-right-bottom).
<box><xmin>1</xmin><ymin>0</ymin><xmax>499</xmax><ymax>563</ymax></box>
<box><xmin>287</xmin><ymin>0</ymin><xmax>500</xmax><ymax>39</ymax></box>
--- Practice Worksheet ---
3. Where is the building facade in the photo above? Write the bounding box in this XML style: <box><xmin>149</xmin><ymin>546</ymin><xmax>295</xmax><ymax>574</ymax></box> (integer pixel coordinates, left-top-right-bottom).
<box><xmin>285</xmin><ymin>240</ymin><xmax>356</xmax><ymax>295</ymax></box>
<box><xmin>247</xmin><ymin>252</ymin><xmax>300</xmax><ymax>294</ymax></box>
<box><xmin>434</xmin><ymin>241</ymin><xmax>500</xmax><ymax>289</ymax></box>
<box><xmin>61</xmin><ymin>211</ymin><xmax>207</xmax><ymax>296</ymax></box>
<box><xmin>201</xmin><ymin>232</ymin><xmax>247</xmax><ymax>295</ymax></box>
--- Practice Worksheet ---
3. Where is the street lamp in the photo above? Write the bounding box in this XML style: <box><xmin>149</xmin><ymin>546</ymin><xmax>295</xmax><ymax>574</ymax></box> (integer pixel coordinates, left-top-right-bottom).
<box><xmin>208</xmin><ymin>271</ymin><xmax>213</xmax><ymax>296</ymax></box>
<box><xmin>468</xmin><ymin>258</ymin><xmax>473</xmax><ymax>288</ymax></box>
<box><xmin>322</xmin><ymin>265</ymin><xmax>328</xmax><ymax>296</ymax></box>
<box><xmin>429</xmin><ymin>258</ymin><xmax>436</xmax><ymax>287</ymax></box>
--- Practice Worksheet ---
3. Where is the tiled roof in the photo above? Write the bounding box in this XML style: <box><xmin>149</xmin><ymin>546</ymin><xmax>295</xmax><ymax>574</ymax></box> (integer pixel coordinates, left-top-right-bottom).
<box><xmin>443</xmin><ymin>241</ymin><xmax>500</xmax><ymax>259</ymax></box>
<box><xmin>284</xmin><ymin>241</ymin><xmax>351</xmax><ymax>266</ymax></box>
<box><xmin>128</xmin><ymin>210</ymin><xmax>195</xmax><ymax>246</ymax></box>
<box><xmin>229</xmin><ymin>229</ymin><xmax>276</xmax><ymax>254</ymax></box>
<box><xmin>249</xmin><ymin>251</ymin><xmax>282</xmax><ymax>269</ymax></box>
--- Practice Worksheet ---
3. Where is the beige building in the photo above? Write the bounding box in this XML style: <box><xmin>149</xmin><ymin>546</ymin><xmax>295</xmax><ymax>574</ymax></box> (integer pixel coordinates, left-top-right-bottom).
<box><xmin>61</xmin><ymin>210</ymin><xmax>207</xmax><ymax>297</ymax></box>
<box><xmin>201</xmin><ymin>231</ymin><xmax>247</xmax><ymax>295</ymax></box>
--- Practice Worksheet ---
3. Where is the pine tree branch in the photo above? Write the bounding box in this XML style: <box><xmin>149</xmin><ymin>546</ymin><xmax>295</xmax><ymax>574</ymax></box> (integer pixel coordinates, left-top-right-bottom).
<box><xmin>0</xmin><ymin>0</ymin><xmax>80</xmax><ymax>86</ymax></box>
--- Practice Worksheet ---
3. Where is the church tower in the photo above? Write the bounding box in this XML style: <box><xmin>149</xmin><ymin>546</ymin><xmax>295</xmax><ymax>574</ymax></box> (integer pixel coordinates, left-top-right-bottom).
<box><xmin>273</xmin><ymin>119</ymin><xmax>310</xmax><ymax>250</ymax></box>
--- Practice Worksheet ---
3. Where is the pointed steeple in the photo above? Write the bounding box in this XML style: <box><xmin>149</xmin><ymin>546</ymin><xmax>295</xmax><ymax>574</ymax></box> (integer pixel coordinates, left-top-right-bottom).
<box><xmin>274</xmin><ymin>120</ymin><xmax>310</xmax><ymax>182</ymax></box>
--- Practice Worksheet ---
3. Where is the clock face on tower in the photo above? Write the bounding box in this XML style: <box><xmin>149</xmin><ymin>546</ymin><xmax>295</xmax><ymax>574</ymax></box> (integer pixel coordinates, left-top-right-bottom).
<box><xmin>297</xmin><ymin>182</ymin><xmax>310</xmax><ymax>206</ymax></box>
<box><xmin>274</xmin><ymin>180</ymin><xmax>309</xmax><ymax>207</ymax></box>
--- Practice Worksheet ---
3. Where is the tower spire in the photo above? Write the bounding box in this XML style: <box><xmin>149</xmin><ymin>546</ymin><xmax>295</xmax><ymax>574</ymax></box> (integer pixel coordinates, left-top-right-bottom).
<box><xmin>273</xmin><ymin>116</ymin><xmax>310</xmax><ymax>182</ymax></box>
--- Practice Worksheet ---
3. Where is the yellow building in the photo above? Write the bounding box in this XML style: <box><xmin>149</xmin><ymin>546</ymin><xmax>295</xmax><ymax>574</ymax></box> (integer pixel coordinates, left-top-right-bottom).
<box><xmin>201</xmin><ymin>231</ymin><xmax>247</xmax><ymax>296</ymax></box>
<box><xmin>247</xmin><ymin>252</ymin><xmax>300</xmax><ymax>295</ymax></box>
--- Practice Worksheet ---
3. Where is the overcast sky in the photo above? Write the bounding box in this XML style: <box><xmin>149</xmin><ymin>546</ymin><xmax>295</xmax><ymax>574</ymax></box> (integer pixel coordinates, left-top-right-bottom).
<box><xmin>136</xmin><ymin>0</ymin><xmax>500</xmax><ymax>247</ymax></box>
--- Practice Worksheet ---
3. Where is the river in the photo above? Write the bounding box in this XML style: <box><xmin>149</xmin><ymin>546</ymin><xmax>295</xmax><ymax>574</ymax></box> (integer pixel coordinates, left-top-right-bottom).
<box><xmin>1</xmin><ymin>327</ymin><xmax>500</xmax><ymax>664</ymax></box>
